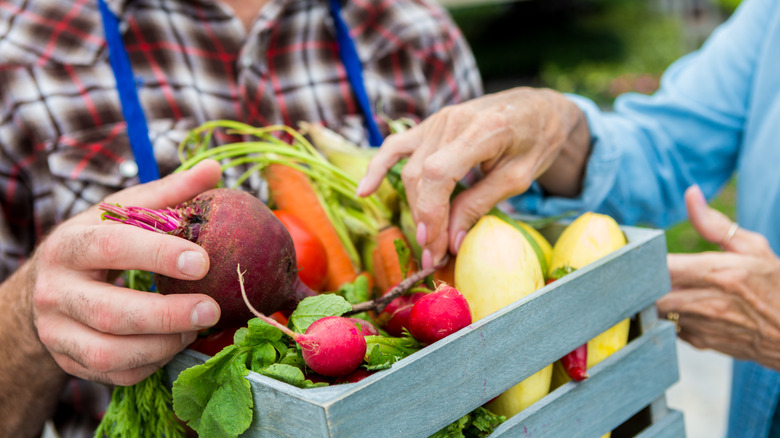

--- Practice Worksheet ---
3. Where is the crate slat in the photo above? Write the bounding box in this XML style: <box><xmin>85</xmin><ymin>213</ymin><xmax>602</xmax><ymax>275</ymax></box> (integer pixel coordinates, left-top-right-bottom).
<box><xmin>490</xmin><ymin>321</ymin><xmax>679</xmax><ymax>437</ymax></box>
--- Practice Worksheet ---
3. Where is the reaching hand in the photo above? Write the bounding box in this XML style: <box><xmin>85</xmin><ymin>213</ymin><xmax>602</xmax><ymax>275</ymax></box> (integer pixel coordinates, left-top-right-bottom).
<box><xmin>28</xmin><ymin>160</ymin><xmax>223</xmax><ymax>385</ymax></box>
<box><xmin>358</xmin><ymin>87</ymin><xmax>590</xmax><ymax>268</ymax></box>
<box><xmin>657</xmin><ymin>185</ymin><xmax>780</xmax><ymax>370</ymax></box>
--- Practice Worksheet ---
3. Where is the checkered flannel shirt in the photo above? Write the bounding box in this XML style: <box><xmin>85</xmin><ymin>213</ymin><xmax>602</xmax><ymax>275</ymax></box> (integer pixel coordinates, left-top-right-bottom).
<box><xmin>0</xmin><ymin>0</ymin><xmax>481</xmax><ymax>435</ymax></box>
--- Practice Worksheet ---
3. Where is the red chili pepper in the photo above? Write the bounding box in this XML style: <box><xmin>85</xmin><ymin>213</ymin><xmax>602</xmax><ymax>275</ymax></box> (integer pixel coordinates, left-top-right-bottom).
<box><xmin>561</xmin><ymin>343</ymin><xmax>589</xmax><ymax>381</ymax></box>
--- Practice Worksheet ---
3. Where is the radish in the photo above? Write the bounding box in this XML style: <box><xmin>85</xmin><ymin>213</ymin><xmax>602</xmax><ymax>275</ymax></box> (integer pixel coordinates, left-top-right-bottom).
<box><xmin>408</xmin><ymin>284</ymin><xmax>472</xmax><ymax>345</ymax></box>
<box><xmin>237</xmin><ymin>267</ymin><xmax>367</xmax><ymax>377</ymax></box>
<box><xmin>376</xmin><ymin>291</ymin><xmax>426</xmax><ymax>337</ymax></box>
<box><xmin>347</xmin><ymin>318</ymin><xmax>381</xmax><ymax>336</ymax></box>
<box><xmin>99</xmin><ymin>188</ymin><xmax>316</xmax><ymax>328</ymax></box>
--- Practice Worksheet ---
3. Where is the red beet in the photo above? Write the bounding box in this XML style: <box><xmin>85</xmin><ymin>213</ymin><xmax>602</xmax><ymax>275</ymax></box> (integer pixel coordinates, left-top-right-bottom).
<box><xmin>408</xmin><ymin>285</ymin><xmax>472</xmax><ymax>345</ymax></box>
<box><xmin>377</xmin><ymin>291</ymin><xmax>426</xmax><ymax>337</ymax></box>
<box><xmin>99</xmin><ymin>188</ymin><xmax>316</xmax><ymax>328</ymax></box>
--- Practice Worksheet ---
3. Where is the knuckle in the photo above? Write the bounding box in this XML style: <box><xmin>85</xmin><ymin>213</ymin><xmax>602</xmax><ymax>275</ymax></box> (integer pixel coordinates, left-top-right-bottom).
<box><xmin>84</xmin><ymin>344</ymin><xmax>118</xmax><ymax>374</ymax></box>
<box><xmin>94</xmin><ymin>228</ymin><xmax>124</xmax><ymax>265</ymax></box>
<box><xmin>420</xmin><ymin>157</ymin><xmax>448</xmax><ymax>181</ymax></box>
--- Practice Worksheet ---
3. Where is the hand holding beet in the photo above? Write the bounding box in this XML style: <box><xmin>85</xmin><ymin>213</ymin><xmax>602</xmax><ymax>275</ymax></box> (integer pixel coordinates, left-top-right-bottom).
<box><xmin>28</xmin><ymin>160</ymin><xmax>222</xmax><ymax>386</ymax></box>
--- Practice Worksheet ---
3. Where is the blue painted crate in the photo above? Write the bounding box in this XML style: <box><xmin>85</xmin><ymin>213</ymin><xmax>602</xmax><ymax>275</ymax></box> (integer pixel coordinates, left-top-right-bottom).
<box><xmin>166</xmin><ymin>223</ymin><xmax>684</xmax><ymax>437</ymax></box>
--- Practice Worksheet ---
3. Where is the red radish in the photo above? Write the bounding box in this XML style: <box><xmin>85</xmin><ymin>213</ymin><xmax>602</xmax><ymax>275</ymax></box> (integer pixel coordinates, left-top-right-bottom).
<box><xmin>300</xmin><ymin>316</ymin><xmax>367</xmax><ymax>377</ymax></box>
<box><xmin>377</xmin><ymin>291</ymin><xmax>426</xmax><ymax>337</ymax></box>
<box><xmin>237</xmin><ymin>268</ymin><xmax>366</xmax><ymax>378</ymax></box>
<box><xmin>347</xmin><ymin>318</ymin><xmax>381</xmax><ymax>336</ymax></box>
<box><xmin>561</xmin><ymin>343</ymin><xmax>589</xmax><ymax>381</ymax></box>
<box><xmin>408</xmin><ymin>285</ymin><xmax>471</xmax><ymax>345</ymax></box>
<box><xmin>334</xmin><ymin>368</ymin><xmax>375</xmax><ymax>384</ymax></box>
<box><xmin>99</xmin><ymin>188</ymin><xmax>316</xmax><ymax>328</ymax></box>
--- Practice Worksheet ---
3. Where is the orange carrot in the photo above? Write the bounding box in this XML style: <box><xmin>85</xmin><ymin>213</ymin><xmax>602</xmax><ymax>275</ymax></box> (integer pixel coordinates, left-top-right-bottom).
<box><xmin>371</xmin><ymin>226</ymin><xmax>417</xmax><ymax>295</ymax></box>
<box><xmin>265</xmin><ymin>163</ymin><xmax>358</xmax><ymax>290</ymax></box>
<box><xmin>433</xmin><ymin>255</ymin><xmax>456</xmax><ymax>286</ymax></box>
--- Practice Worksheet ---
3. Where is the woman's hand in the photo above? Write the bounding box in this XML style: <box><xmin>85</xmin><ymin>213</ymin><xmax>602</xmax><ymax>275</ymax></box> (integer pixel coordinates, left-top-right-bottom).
<box><xmin>358</xmin><ymin>87</ymin><xmax>590</xmax><ymax>268</ymax></box>
<box><xmin>27</xmin><ymin>159</ymin><xmax>223</xmax><ymax>385</ymax></box>
<box><xmin>657</xmin><ymin>185</ymin><xmax>780</xmax><ymax>370</ymax></box>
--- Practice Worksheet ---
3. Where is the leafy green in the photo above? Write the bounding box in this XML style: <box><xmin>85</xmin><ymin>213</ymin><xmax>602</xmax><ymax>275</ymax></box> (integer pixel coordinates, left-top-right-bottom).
<box><xmin>363</xmin><ymin>335</ymin><xmax>421</xmax><ymax>370</ymax></box>
<box><xmin>429</xmin><ymin>407</ymin><xmax>506</xmax><ymax>438</ymax></box>
<box><xmin>288</xmin><ymin>294</ymin><xmax>353</xmax><ymax>333</ymax></box>
<box><xmin>394</xmin><ymin>237</ymin><xmax>413</xmax><ymax>279</ymax></box>
<box><xmin>94</xmin><ymin>368</ymin><xmax>184</xmax><ymax>438</ymax></box>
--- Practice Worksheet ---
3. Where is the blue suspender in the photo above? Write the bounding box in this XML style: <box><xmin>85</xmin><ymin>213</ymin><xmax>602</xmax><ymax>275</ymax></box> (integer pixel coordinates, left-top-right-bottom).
<box><xmin>97</xmin><ymin>0</ymin><xmax>160</xmax><ymax>183</ymax></box>
<box><xmin>326</xmin><ymin>0</ymin><xmax>384</xmax><ymax>147</ymax></box>
<box><xmin>97</xmin><ymin>0</ymin><xmax>385</xmax><ymax>180</ymax></box>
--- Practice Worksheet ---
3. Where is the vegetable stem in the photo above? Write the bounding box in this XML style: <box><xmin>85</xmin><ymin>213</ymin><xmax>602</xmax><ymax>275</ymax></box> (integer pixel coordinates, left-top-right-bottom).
<box><xmin>347</xmin><ymin>254</ymin><xmax>450</xmax><ymax>315</ymax></box>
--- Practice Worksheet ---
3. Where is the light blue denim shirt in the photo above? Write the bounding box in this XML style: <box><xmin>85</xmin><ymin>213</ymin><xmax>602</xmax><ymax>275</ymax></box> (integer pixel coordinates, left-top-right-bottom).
<box><xmin>510</xmin><ymin>0</ymin><xmax>780</xmax><ymax>435</ymax></box>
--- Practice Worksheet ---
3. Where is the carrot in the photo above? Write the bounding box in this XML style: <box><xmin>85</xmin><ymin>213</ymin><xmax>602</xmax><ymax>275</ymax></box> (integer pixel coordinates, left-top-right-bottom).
<box><xmin>433</xmin><ymin>255</ymin><xmax>456</xmax><ymax>286</ymax></box>
<box><xmin>265</xmin><ymin>163</ymin><xmax>359</xmax><ymax>290</ymax></box>
<box><xmin>371</xmin><ymin>225</ymin><xmax>417</xmax><ymax>295</ymax></box>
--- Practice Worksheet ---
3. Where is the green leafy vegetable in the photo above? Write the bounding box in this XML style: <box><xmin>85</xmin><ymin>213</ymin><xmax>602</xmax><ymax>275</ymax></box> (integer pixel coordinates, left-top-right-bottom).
<box><xmin>288</xmin><ymin>294</ymin><xmax>352</xmax><ymax>333</ymax></box>
<box><xmin>429</xmin><ymin>407</ymin><xmax>506</xmax><ymax>438</ymax></box>
<box><xmin>363</xmin><ymin>335</ymin><xmax>421</xmax><ymax>370</ymax></box>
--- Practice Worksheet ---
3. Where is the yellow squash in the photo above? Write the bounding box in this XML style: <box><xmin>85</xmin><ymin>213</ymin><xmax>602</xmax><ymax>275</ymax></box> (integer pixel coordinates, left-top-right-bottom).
<box><xmin>454</xmin><ymin>215</ymin><xmax>550</xmax><ymax>418</ymax></box>
<box><xmin>548</xmin><ymin>212</ymin><xmax>628</xmax><ymax>438</ymax></box>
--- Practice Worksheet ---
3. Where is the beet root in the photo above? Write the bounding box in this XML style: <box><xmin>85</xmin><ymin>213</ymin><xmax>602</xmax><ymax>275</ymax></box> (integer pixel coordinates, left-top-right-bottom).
<box><xmin>100</xmin><ymin>188</ymin><xmax>316</xmax><ymax>328</ymax></box>
<box><xmin>408</xmin><ymin>285</ymin><xmax>472</xmax><ymax>345</ymax></box>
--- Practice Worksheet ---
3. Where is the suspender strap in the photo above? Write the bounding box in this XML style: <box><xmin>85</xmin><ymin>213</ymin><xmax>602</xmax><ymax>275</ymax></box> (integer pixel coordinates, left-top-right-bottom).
<box><xmin>327</xmin><ymin>0</ymin><xmax>385</xmax><ymax>147</ymax></box>
<box><xmin>97</xmin><ymin>0</ymin><xmax>160</xmax><ymax>183</ymax></box>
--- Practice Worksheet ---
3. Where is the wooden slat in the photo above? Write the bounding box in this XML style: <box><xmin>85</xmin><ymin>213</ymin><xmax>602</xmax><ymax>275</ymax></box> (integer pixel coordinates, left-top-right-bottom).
<box><xmin>490</xmin><ymin>322</ymin><xmax>679</xmax><ymax>437</ymax></box>
<box><xmin>635</xmin><ymin>410</ymin><xmax>686</xmax><ymax>438</ymax></box>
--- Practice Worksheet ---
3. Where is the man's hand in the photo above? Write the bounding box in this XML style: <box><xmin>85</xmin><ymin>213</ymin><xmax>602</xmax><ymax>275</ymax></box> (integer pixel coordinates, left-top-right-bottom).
<box><xmin>29</xmin><ymin>159</ymin><xmax>223</xmax><ymax>385</ymax></box>
<box><xmin>657</xmin><ymin>185</ymin><xmax>780</xmax><ymax>370</ymax></box>
<box><xmin>358</xmin><ymin>87</ymin><xmax>590</xmax><ymax>268</ymax></box>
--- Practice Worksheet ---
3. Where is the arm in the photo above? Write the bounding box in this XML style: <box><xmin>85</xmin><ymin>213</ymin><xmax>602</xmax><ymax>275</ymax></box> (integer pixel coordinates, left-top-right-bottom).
<box><xmin>0</xmin><ymin>160</ymin><xmax>223</xmax><ymax>437</ymax></box>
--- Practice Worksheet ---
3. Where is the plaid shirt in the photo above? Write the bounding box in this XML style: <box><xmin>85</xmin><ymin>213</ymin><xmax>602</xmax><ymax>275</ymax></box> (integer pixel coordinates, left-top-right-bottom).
<box><xmin>0</xmin><ymin>0</ymin><xmax>481</xmax><ymax>435</ymax></box>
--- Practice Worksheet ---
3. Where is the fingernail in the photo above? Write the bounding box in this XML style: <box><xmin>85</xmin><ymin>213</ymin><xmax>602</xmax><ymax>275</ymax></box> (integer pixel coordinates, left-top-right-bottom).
<box><xmin>454</xmin><ymin>230</ymin><xmax>467</xmax><ymax>253</ymax></box>
<box><xmin>178</xmin><ymin>251</ymin><xmax>207</xmax><ymax>278</ymax></box>
<box><xmin>421</xmin><ymin>249</ymin><xmax>433</xmax><ymax>270</ymax></box>
<box><xmin>416</xmin><ymin>222</ymin><xmax>427</xmax><ymax>247</ymax></box>
<box><xmin>355</xmin><ymin>178</ymin><xmax>367</xmax><ymax>197</ymax></box>
<box><xmin>191</xmin><ymin>301</ymin><xmax>219</xmax><ymax>328</ymax></box>
<box><xmin>181</xmin><ymin>331</ymin><xmax>198</xmax><ymax>347</ymax></box>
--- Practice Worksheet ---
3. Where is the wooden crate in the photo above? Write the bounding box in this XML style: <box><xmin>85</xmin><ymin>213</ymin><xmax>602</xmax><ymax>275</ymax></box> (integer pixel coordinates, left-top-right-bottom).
<box><xmin>166</xmin><ymin>223</ymin><xmax>684</xmax><ymax>438</ymax></box>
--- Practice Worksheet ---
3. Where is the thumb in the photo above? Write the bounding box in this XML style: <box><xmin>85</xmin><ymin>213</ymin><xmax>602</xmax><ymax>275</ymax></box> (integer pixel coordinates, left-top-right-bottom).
<box><xmin>684</xmin><ymin>184</ymin><xmax>768</xmax><ymax>256</ymax></box>
<box><xmin>105</xmin><ymin>159</ymin><xmax>223</xmax><ymax>209</ymax></box>
<box><xmin>684</xmin><ymin>184</ymin><xmax>734</xmax><ymax>246</ymax></box>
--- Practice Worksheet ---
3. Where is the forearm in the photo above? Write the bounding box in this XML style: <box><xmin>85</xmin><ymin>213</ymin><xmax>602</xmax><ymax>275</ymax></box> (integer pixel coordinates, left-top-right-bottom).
<box><xmin>0</xmin><ymin>261</ymin><xmax>69</xmax><ymax>438</ymax></box>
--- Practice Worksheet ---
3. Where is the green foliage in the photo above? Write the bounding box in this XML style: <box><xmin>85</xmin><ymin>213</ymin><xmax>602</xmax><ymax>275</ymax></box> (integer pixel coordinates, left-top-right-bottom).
<box><xmin>429</xmin><ymin>407</ymin><xmax>506</xmax><ymax>438</ymax></box>
<box><xmin>288</xmin><ymin>294</ymin><xmax>353</xmax><ymax>333</ymax></box>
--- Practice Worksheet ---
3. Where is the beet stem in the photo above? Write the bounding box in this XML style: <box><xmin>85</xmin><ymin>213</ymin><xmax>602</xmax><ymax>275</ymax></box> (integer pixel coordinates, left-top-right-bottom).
<box><xmin>237</xmin><ymin>264</ymin><xmax>298</xmax><ymax>338</ymax></box>
<box><xmin>99</xmin><ymin>203</ymin><xmax>182</xmax><ymax>234</ymax></box>
<box><xmin>347</xmin><ymin>254</ymin><xmax>450</xmax><ymax>315</ymax></box>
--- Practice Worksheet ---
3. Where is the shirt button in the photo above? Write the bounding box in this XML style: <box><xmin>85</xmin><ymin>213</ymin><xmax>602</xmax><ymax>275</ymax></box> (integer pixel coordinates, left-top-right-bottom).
<box><xmin>241</xmin><ymin>57</ymin><xmax>253</xmax><ymax>68</ymax></box>
<box><xmin>119</xmin><ymin>160</ymin><xmax>139</xmax><ymax>178</ymax></box>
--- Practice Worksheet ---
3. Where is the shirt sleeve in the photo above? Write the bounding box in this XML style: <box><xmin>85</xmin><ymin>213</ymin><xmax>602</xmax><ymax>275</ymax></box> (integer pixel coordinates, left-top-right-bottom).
<box><xmin>509</xmin><ymin>0</ymin><xmax>775</xmax><ymax>228</ymax></box>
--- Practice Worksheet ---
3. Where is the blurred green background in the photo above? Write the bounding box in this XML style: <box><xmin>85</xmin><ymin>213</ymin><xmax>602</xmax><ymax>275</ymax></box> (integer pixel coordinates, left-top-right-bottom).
<box><xmin>446</xmin><ymin>0</ymin><xmax>739</xmax><ymax>253</ymax></box>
